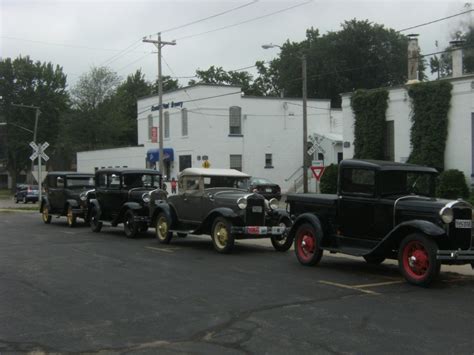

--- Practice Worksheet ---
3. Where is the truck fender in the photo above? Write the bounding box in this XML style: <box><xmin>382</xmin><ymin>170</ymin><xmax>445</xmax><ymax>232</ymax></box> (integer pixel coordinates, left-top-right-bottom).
<box><xmin>150</xmin><ymin>203</ymin><xmax>173</xmax><ymax>227</ymax></box>
<box><xmin>288</xmin><ymin>213</ymin><xmax>324</xmax><ymax>244</ymax></box>
<box><xmin>88</xmin><ymin>199</ymin><xmax>102</xmax><ymax>219</ymax></box>
<box><xmin>196</xmin><ymin>207</ymin><xmax>240</xmax><ymax>235</ymax></box>
<box><xmin>370</xmin><ymin>219</ymin><xmax>446</xmax><ymax>255</ymax></box>
<box><xmin>40</xmin><ymin>196</ymin><xmax>50</xmax><ymax>213</ymax></box>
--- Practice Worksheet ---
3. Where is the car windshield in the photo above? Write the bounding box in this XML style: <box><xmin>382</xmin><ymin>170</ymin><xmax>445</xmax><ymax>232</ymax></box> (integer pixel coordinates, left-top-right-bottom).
<box><xmin>67</xmin><ymin>177</ymin><xmax>94</xmax><ymax>188</ymax></box>
<box><xmin>380</xmin><ymin>171</ymin><xmax>436</xmax><ymax>197</ymax></box>
<box><xmin>203</xmin><ymin>176</ymin><xmax>250</xmax><ymax>189</ymax></box>
<box><xmin>251</xmin><ymin>177</ymin><xmax>273</xmax><ymax>185</ymax></box>
<box><xmin>123</xmin><ymin>173</ymin><xmax>161</xmax><ymax>189</ymax></box>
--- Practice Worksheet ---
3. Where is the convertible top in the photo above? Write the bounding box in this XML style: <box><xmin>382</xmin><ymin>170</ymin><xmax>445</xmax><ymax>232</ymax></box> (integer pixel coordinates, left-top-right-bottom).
<box><xmin>179</xmin><ymin>168</ymin><xmax>250</xmax><ymax>178</ymax></box>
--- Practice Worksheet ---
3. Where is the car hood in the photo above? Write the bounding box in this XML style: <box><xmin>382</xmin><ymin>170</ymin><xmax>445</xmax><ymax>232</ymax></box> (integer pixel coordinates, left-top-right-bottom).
<box><xmin>392</xmin><ymin>196</ymin><xmax>470</xmax><ymax>215</ymax></box>
<box><xmin>206</xmin><ymin>188</ymin><xmax>250</xmax><ymax>202</ymax></box>
<box><xmin>129</xmin><ymin>188</ymin><xmax>156</xmax><ymax>202</ymax></box>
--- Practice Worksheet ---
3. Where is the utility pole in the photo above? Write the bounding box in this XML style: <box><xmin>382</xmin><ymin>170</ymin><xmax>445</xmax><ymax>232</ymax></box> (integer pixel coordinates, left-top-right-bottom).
<box><xmin>143</xmin><ymin>33</ymin><xmax>176</xmax><ymax>175</ymax></box>
<box><xmin>302</xmin><ymin>55</ymin><xmax>308</xmax><ymax>193</ymax></box>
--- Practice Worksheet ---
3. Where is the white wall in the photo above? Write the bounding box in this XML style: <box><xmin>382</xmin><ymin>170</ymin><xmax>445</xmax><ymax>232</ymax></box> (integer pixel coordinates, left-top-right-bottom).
<box><xmin>342</xmin><ymin>75</ymin><xmax>474</xmax><ymax>185</ymax></box>
<box><xmin>77</xmin><ymin>146</ymin><xmax>146</xmax><ymax>174</ymax></box>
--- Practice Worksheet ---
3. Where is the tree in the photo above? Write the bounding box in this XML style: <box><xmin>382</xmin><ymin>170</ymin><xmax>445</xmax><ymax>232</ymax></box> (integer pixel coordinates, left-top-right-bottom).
<box><xmin>256</xmin><ymin>20</ymin><xmax>424</xmax><ymax>106</ymax></box>
<box><xmin>151</xmin><ymin>75</ymin><xmax>180</xmax><ymax>94</ymax></box>
<box><xmin>0</xmin><ymin>56</ymin><xmax>68</xmax><ymax>186</ymax></box>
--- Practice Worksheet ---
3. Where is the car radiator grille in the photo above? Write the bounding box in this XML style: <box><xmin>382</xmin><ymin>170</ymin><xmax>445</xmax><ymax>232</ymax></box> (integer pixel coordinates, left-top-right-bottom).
<box><xmin>245</xmin><ymin>195</ymin><xmax>265</xmax><ymax>226</ymax></box>
<box><xmin>449</xmin><ymin>207</ymin><xmax>472</xmax><ymax>250</ymax></box>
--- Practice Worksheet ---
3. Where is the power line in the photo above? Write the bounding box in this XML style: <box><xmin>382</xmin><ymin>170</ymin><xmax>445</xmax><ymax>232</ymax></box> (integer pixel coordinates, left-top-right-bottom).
<box><xmin>175</xmin><ymin>1</ymin><xmax>313</xmax><ymax>41</ymax></box>
<box><xmin>154</xmin><ymin>0</ymin><xmax>258</xmax><ymax>34</ymax></box>
<box><xmin>397</xmin><ymin>9</ymin><xmax>474</xmax><ymax>33</ymax></box>
<box><xmin>117</xmin><ymin>52</ymin><xmax>153</xmax><ymax>72</ymax></box>
<box><xmin>99</xmin><ymin>40</ymin><xmax>143</xmax><ymax>67</ymax></box>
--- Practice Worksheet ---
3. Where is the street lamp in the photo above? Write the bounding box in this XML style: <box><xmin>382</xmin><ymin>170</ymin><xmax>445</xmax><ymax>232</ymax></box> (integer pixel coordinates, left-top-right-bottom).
<box><xmin>262</xmin><ymin>43</ymin><xmax>309</xmax><ymax>193</ymax></box>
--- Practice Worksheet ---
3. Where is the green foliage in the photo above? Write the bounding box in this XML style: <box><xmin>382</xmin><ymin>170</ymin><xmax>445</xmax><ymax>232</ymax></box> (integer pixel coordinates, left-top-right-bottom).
<box><xmin>407</xmin><ymin>81</ymin><xmax>452</xmax><ymax>170</ymax></box>
<box><xmin>436</xmin><ymin>169</ymin><xmax>469</xmax><ymax>199</ymax></box>
<box><xmin>256</xmin><ymin>20</ymin><xmax>422</xmax><ymax>106</ymax></box>
<box><xmin>320</xmin><ymin>164</ymin><xmax>338</xmax><ymax>194</ymax></box>
<box><xmin>0</xmin><ymin>55</ymin><xmax>68</xmax><ymax>183</ymax></box>
<box><xmin>351</xmin><ymin>89</ymin><xmax>389</xmax><ymax>160</ymax></box>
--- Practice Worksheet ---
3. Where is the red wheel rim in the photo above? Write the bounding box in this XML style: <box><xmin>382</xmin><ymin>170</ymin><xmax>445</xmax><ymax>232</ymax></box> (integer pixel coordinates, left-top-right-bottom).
<box><xmin>296</xmin><ymin>228</ymin><xmax>316</xmax><ymax>262</ymax></box>
<box><xmin>402</xmin><ymin>240</ymin><xmax>430</xmax><ymax>280</ymax></box>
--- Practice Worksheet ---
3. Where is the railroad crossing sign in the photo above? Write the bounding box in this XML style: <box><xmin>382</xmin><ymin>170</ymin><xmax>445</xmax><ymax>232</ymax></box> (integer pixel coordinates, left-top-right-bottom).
<box><xmin>307</xmin><ymin>134</ymin><xmax>326</xmax><ymax>156</ymax></box>
<box><xmin>30</xmin><ymin>141</ymin><xmax>49</xmax><ymax>162</ymax></box>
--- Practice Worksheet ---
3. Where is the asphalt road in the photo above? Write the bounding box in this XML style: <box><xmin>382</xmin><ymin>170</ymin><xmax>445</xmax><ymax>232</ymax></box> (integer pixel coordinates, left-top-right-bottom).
<box><xmin>1</xmin><ymin>211</ymin><xmax>474</xmax><ymax>354</ymax></box>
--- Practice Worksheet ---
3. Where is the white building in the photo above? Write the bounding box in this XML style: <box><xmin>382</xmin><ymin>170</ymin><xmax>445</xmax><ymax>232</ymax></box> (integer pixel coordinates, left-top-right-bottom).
<box><xmin>341</xmin><ymin>73</ymin><xmax>474</xmax><ymax>185</ymax></box>
<box><xmin>77</xmin><ymin>84</ymin><xmax>343</xmax><ymax>192</ymax></box>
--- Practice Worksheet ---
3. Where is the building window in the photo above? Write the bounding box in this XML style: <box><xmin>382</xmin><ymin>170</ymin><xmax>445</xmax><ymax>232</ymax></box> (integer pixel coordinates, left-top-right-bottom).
<box><xmin>179</xmin><ymin>155</ymin><xmax>192</xmax><ymax>172</ymax></box>
<box><xmin>384</xmin><ymin>120</ymin><xmax>394</xmax><ymax>161</ymax></box>
<box><xmin>164</xmin><ymin>111</ymin><xmax>170</xmax><ymax>138</ymax></box>
<box><xmin>317</xmin><ymin>153</ymin><xmax>324</xmax><ymax>162</ymax></box>
<box><xmin>181</xmin><ymin>108</ymin><xmax>188</xmax><ymax>136</ymax></box>
<box><xmin>265</xmin><ymin>153</ymin><xmax>273</xmax><ymax>168</ymax></box>
<box><xmin>230</xmin><ymin>154</ymin><xmax>242</xmax><ymax>171</ymax></box>
<box><xmin>148</xmin><ymin>114</ymin><xmax>153</xmax><ymax>140</ymax></box>
<box><xmin>337</xmin><ymin>152</ymin><xmax>343</xmax><ymax>164</ymax></box>
<box><xmin>229</xmin><ymin>106</ymin><xmax>242</xmax><ymax>135</ymax></box>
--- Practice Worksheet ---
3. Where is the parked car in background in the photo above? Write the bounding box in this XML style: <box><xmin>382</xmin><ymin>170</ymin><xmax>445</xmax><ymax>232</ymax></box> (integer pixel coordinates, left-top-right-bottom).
<box><xmin>88</xmin><ymin>168</ymin><xmax>163</xmax><ymax>238</ymax></box>
<box><xmin>149</xmin><ymin>168</ymin><xmax>292</xmax><ymax>253</ymax></box>
<box><xmin>14</xmin><ymin>184</ymin><xmax>39</xmax><ymax>203</ymax></box>
<box><xmin>286</xmin><ymin>159</ymin><xmax>474</xmax><ymax>286</ymax></box>
<box><xmin>40</xmin><ymin>172</ymin><xmax>95</xmax><ymax>227</ymax></box>
<box><xmin>246</xmin><ymin>177</ymin><xmax>281</xmax><ymax>201</ymax></box>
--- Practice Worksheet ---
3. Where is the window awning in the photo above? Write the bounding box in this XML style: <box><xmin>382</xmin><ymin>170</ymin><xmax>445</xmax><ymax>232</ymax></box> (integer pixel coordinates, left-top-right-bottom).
<box><xmin>146</xmin><ymin>148</ymin><xmax>174</xmax><ymax>162</ymax></box>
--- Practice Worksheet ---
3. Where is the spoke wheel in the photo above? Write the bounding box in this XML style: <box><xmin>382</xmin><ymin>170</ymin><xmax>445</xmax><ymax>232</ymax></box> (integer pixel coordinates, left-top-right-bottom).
<box><xmin>271</xmin><ymin>219</ymin><xmax>293</xmax><ymax>252</ymax></box>
<box><xmin>398</xmin><ymin>234</ymin><xmax>440</xmax><ymax>286</ymax></box>
<box><xmin>90</xmin><ymin>207</ymin><xmax>102</xmax><ymax>233</ymax></box>
<box><xmin>124</xmin><ymin>210</ymin><xmax>138</xmax><ymax>239</ymax></box>
<box><xmin>42</xmin><ymin>205</ymin><xmax>52</xmax><ymax>224</ymax></box>
<box><xmin>211</xmin><ymin>217</ymin><xmax>235</xmax><ymax>253</ymax></box>
<box><xmin>155</xmin><ymin>213</ymin><xmax>172</xmax><ymax>244</ymax></box>
<box><xmin>294</xmin><ymin>223</ymin><xmax>323</xmax><ymax>266</ymax></box>
<box><xmin>66</xmin><ymin>206</ymin><xmax>76</xmax><ymax>227</ymax></box>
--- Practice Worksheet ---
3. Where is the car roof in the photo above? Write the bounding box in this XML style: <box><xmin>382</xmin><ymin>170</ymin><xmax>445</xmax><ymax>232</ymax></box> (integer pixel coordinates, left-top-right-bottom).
<box><xmin>95</xmin><ymin>168</ymin><xmax>162</xmax><ymax>175</ymax></box>
<box><xmin>179</xmin><ymin>168</ymin><xmax>250</xmax><ymax>178</ymax></box>
<box><xmin>46</xmin><ymin>171</ymin><xmax>94</xmax><ymax>178</ymax></box>
<box><xmin>340</xmin><ymin>159</ymin><xmax>438</xmax><ymax>173</ymax></box>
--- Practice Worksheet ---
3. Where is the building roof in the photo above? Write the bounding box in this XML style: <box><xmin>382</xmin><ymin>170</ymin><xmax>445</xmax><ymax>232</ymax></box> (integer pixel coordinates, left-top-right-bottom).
<box><xmin>179</xmin><ymin>168</ymin><xmax>250</xmax><ymax>178</ymax></box>
<box><xmin>137</xmin><ymin>83</ymin><xmax>243</xmax><ymax>101</ymax></box>
<box><xmin>340</xmin><ymin>159</ymin><xmax>438</xmax><ymax>173</ymax></box>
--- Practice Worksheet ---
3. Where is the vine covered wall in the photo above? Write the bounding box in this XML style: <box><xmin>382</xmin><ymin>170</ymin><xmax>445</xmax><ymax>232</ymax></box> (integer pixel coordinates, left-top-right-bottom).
<box><xmin>407</xmin><ymin>81</ymin><xmax>452</xmax><ymax>171</ymax></box>
<box><xmin>351</xmin><ymin>89</ymin><xmax>389</xmax><ymax>160</ymax></box>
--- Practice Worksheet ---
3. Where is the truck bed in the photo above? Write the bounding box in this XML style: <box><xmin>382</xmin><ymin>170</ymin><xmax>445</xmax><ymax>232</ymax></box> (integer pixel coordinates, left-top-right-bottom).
<box><xmin>286</xmin><ymin>193</ymin><xmax>338</xmax><ymax>206</ymax></box>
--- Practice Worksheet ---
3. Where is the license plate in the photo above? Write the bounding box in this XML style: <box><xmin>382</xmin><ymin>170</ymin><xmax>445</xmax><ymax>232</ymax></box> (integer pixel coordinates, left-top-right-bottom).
<box><xmin>455</xmin><ymin>219</ymin><xmax>472</xmax><ymax>229</ymax></box>
<box><xmin>252</xmin><ymin>206</ymin><xmax>263</xmax><ymax>213</ymax></box>
<box><xmin>271</xmin><ymin>226</ymin><xmax>285</xmax><ymax>234</ymax></box>
<box><xmin>266</xmin><ymin>188</ymin><xmax>272</xmax><ymax>193</ymax></box>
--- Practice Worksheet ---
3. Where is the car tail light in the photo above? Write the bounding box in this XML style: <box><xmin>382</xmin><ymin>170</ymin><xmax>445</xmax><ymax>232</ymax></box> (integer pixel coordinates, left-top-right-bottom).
<box><xmin>28</xmin><ymin>186</ymin><xmax>31</xmax><ymax>192</ymax></box>
<box><xmin>247</xmin><ymin>226</ymin><xmax>260</xmax><ymax>234</ymax></box>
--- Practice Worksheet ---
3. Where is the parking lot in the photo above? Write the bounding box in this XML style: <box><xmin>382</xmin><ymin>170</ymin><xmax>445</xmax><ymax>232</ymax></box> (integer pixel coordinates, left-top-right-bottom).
<box><xmin>1</xmin><ymin>210</ymin><xmax>474</xmax><ymax>354</ymax></box>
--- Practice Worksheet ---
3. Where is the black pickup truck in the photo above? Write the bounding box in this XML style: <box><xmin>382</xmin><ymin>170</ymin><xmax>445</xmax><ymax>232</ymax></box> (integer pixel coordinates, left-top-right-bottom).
<box><xmin>286</xmin><ymin>159</ymin><xmax>473</xmax><ymax>286</ymax></box>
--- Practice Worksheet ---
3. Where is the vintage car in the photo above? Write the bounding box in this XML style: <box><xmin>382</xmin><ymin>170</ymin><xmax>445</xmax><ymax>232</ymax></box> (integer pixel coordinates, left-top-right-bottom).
<box><xmin>88</xmin><ymin>168</ymin><xmax>163</xmax><ymax>238</ymax></box>
<box><xmin>40</xmin><ymin>172</ymin><xmax>95</xmax><ymax>227</ymax></box>
<box><xmin>286</xmin><ymin>159</ymin><xmax>473</xmax><ymax>286</ymax></box>
<box><xmin>246</xmin><ymin>177</ymin><xmax>282</xmax><ymax>201</ymax></box>
<box><xmin>15</xmin><ymin>184</ymin><xmax>40</xmax><ymax>203</ymax></box>
<box><xmin>149</xmin><ymin>168</ymin><xmax>293</xmax><ymax>253</ymax></box>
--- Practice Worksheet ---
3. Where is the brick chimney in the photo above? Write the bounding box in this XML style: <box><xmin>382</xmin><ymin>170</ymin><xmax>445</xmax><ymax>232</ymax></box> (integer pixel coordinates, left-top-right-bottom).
<box><xmin>406</xmin><ymin>34</ymin><xmax>420</xmax><ymax>84</ymax></box>
<box><xmin>449</xmin><ymin>40</ymin><xmax>464</xmax><ymax>77</ymax></box>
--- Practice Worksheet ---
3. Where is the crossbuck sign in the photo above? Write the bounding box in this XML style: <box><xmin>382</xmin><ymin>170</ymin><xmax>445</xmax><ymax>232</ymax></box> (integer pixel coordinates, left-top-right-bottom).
<box><xmin>30</xmin><ymin>141</ymin><xmax>49</xmax><ymax>162</ymax></box>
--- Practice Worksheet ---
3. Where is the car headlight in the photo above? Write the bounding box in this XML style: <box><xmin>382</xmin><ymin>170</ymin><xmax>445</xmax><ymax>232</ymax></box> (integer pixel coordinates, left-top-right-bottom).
<box><xmin>80</xmin><ymin>193</ymin><xmax>87</xmax><ymax>201</ymax></box>
<box><xmin>237</xmin><ymin>197</ymin><xmax>247</xmax><ymax>210</ymax></box>
<box><xmin>142</xmin><ymin>192</ymin><xmax>151</xmax><ymax>203</ymax></box>
<box><xmin>269</xmin><ymin>198</ymin><xmax>279</xmax><ymax>210</ymax></box>
<box><xmin>439</xmin><ymin>206</ymin><xmax>453</xmax><ymax>224</ymax></box>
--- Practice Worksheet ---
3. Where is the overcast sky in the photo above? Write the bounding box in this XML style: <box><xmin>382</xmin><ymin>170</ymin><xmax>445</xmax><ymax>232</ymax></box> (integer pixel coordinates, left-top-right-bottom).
<box><xmin>1</xmin><ymin>0</ymin><xmax>473</xmax><ymax>89</ymax></box>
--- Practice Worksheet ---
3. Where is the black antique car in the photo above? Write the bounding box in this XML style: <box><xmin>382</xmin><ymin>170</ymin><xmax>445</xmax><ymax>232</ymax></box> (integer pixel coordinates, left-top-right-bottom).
<box><xmin>149</xmin><ymin>168</ymin><xmax>292</xmax><ymax>253</ymax></box>
<box><xmin>246</xmin><ymin>177</ymin><xmax>282</xmax><ymax>201</ymax></box>
<box><xmin>88</xmin><ymin>168</ymin><xmax>163</xmax><ymax>238</ymax></box>
<box><xmin>40</xmin><ymin>172</ymin><xmax>95</xmax><ymax>227</ymax></box>
<box><xmin>287</xmin><ymin>159</ymin><xmax>473</xmax><ymax>286</ymax></box>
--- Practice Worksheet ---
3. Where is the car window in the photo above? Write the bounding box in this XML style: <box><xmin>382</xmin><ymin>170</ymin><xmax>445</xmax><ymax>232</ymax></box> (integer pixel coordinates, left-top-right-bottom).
<box><xmin>67</xmin><ymin>177</ymin><xmax>94</xmax><ymax>188</ymax></box>
<box><xmin>184</xmin><ymin>177</ymin><xmax>200</xmax><ymax>191</ymax></box>
<box><xmin>57</xmin><ymin>177</ymin><xmax>65</xmax><ymax>188</ymax></box>
<box><xmin>108</xmin><ymin>174</ymin><xmax>121</xmax><ymax>189</ymax></box>
<box><xmin>251</xmin><ymin>177</ymin><xmax>272</xmax><ymax>185</ymax></box>
<box><xmin>98</xmin><ymin>174</ymin><xmax>107</xmax><ymax>188</ymax></box>
<box><xmin>203</xmin><ymin>176</ymin><xmax>249</xmax><ymax>189</ymax></box>
<box><xmin>341</xmin><ymin>168</ymin><xmax>375</xmax><ymax>195</ymax></box>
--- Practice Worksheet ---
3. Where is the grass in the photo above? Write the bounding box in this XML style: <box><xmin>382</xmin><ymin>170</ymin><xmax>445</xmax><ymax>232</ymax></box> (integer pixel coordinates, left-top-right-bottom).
<box><xmin>0</xmin><ymin>189</ymin><xmax>12</xmax><ymax>200</ymax></box>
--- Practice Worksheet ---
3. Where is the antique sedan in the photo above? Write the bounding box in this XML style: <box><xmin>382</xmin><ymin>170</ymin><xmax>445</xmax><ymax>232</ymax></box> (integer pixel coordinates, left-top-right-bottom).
<box><xmin>40</xmin><ymin>172</ymin><xmax>95</xmax><ymax>227</ymax></box>
<box><xmin>246</xmin><ymin>177</ymin><xmax>282</xmax><ymax>201</ymax></box>
<box><xmin>149</xmin><ymin>168</ymin><xmax>292</xmax><ymax>253</ymax></box>
<box><xmin>88</xmin><ymin>168</ymin><xmax>163</xmax><ymax>238</ymax></box>
<box><xmin>286</xmin><ymin>159</ymin><xmax>473</xmax><ymax>286</ymax></box>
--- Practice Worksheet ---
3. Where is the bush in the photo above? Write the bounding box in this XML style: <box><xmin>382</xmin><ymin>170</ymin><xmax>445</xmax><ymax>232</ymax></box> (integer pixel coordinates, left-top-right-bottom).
<box><xmin>320</xmin><ymin>164</ymin><xmax>338</xmax><ymax>194</ymax></box>
<box><xmin>436</xmin><ymin>169</ymin><xmax>469</xmax><ymax>199</ymax></box>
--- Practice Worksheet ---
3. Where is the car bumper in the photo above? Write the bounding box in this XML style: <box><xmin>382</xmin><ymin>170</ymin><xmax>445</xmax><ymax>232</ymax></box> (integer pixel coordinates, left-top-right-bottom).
<box><xmin>231</xmin><ymin>226</ymin><xmax>288</xmax><ymax>237</ymax></box>
<box><xmin>437</xmin><ymin>249</ymin><xmax>474</xmax><ymax>265</ymax></box>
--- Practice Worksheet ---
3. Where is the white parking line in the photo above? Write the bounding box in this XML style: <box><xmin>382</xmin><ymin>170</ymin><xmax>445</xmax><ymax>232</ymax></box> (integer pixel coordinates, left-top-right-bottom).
<box><xmin>319</xmin><ymin>280</ymin><xmax>380</xmax><ymax>295</ymax></box>
<box><xmin>145</xmin><ymin>246</ymin><xmax>180</xmax><ymax>253</ymax></box>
